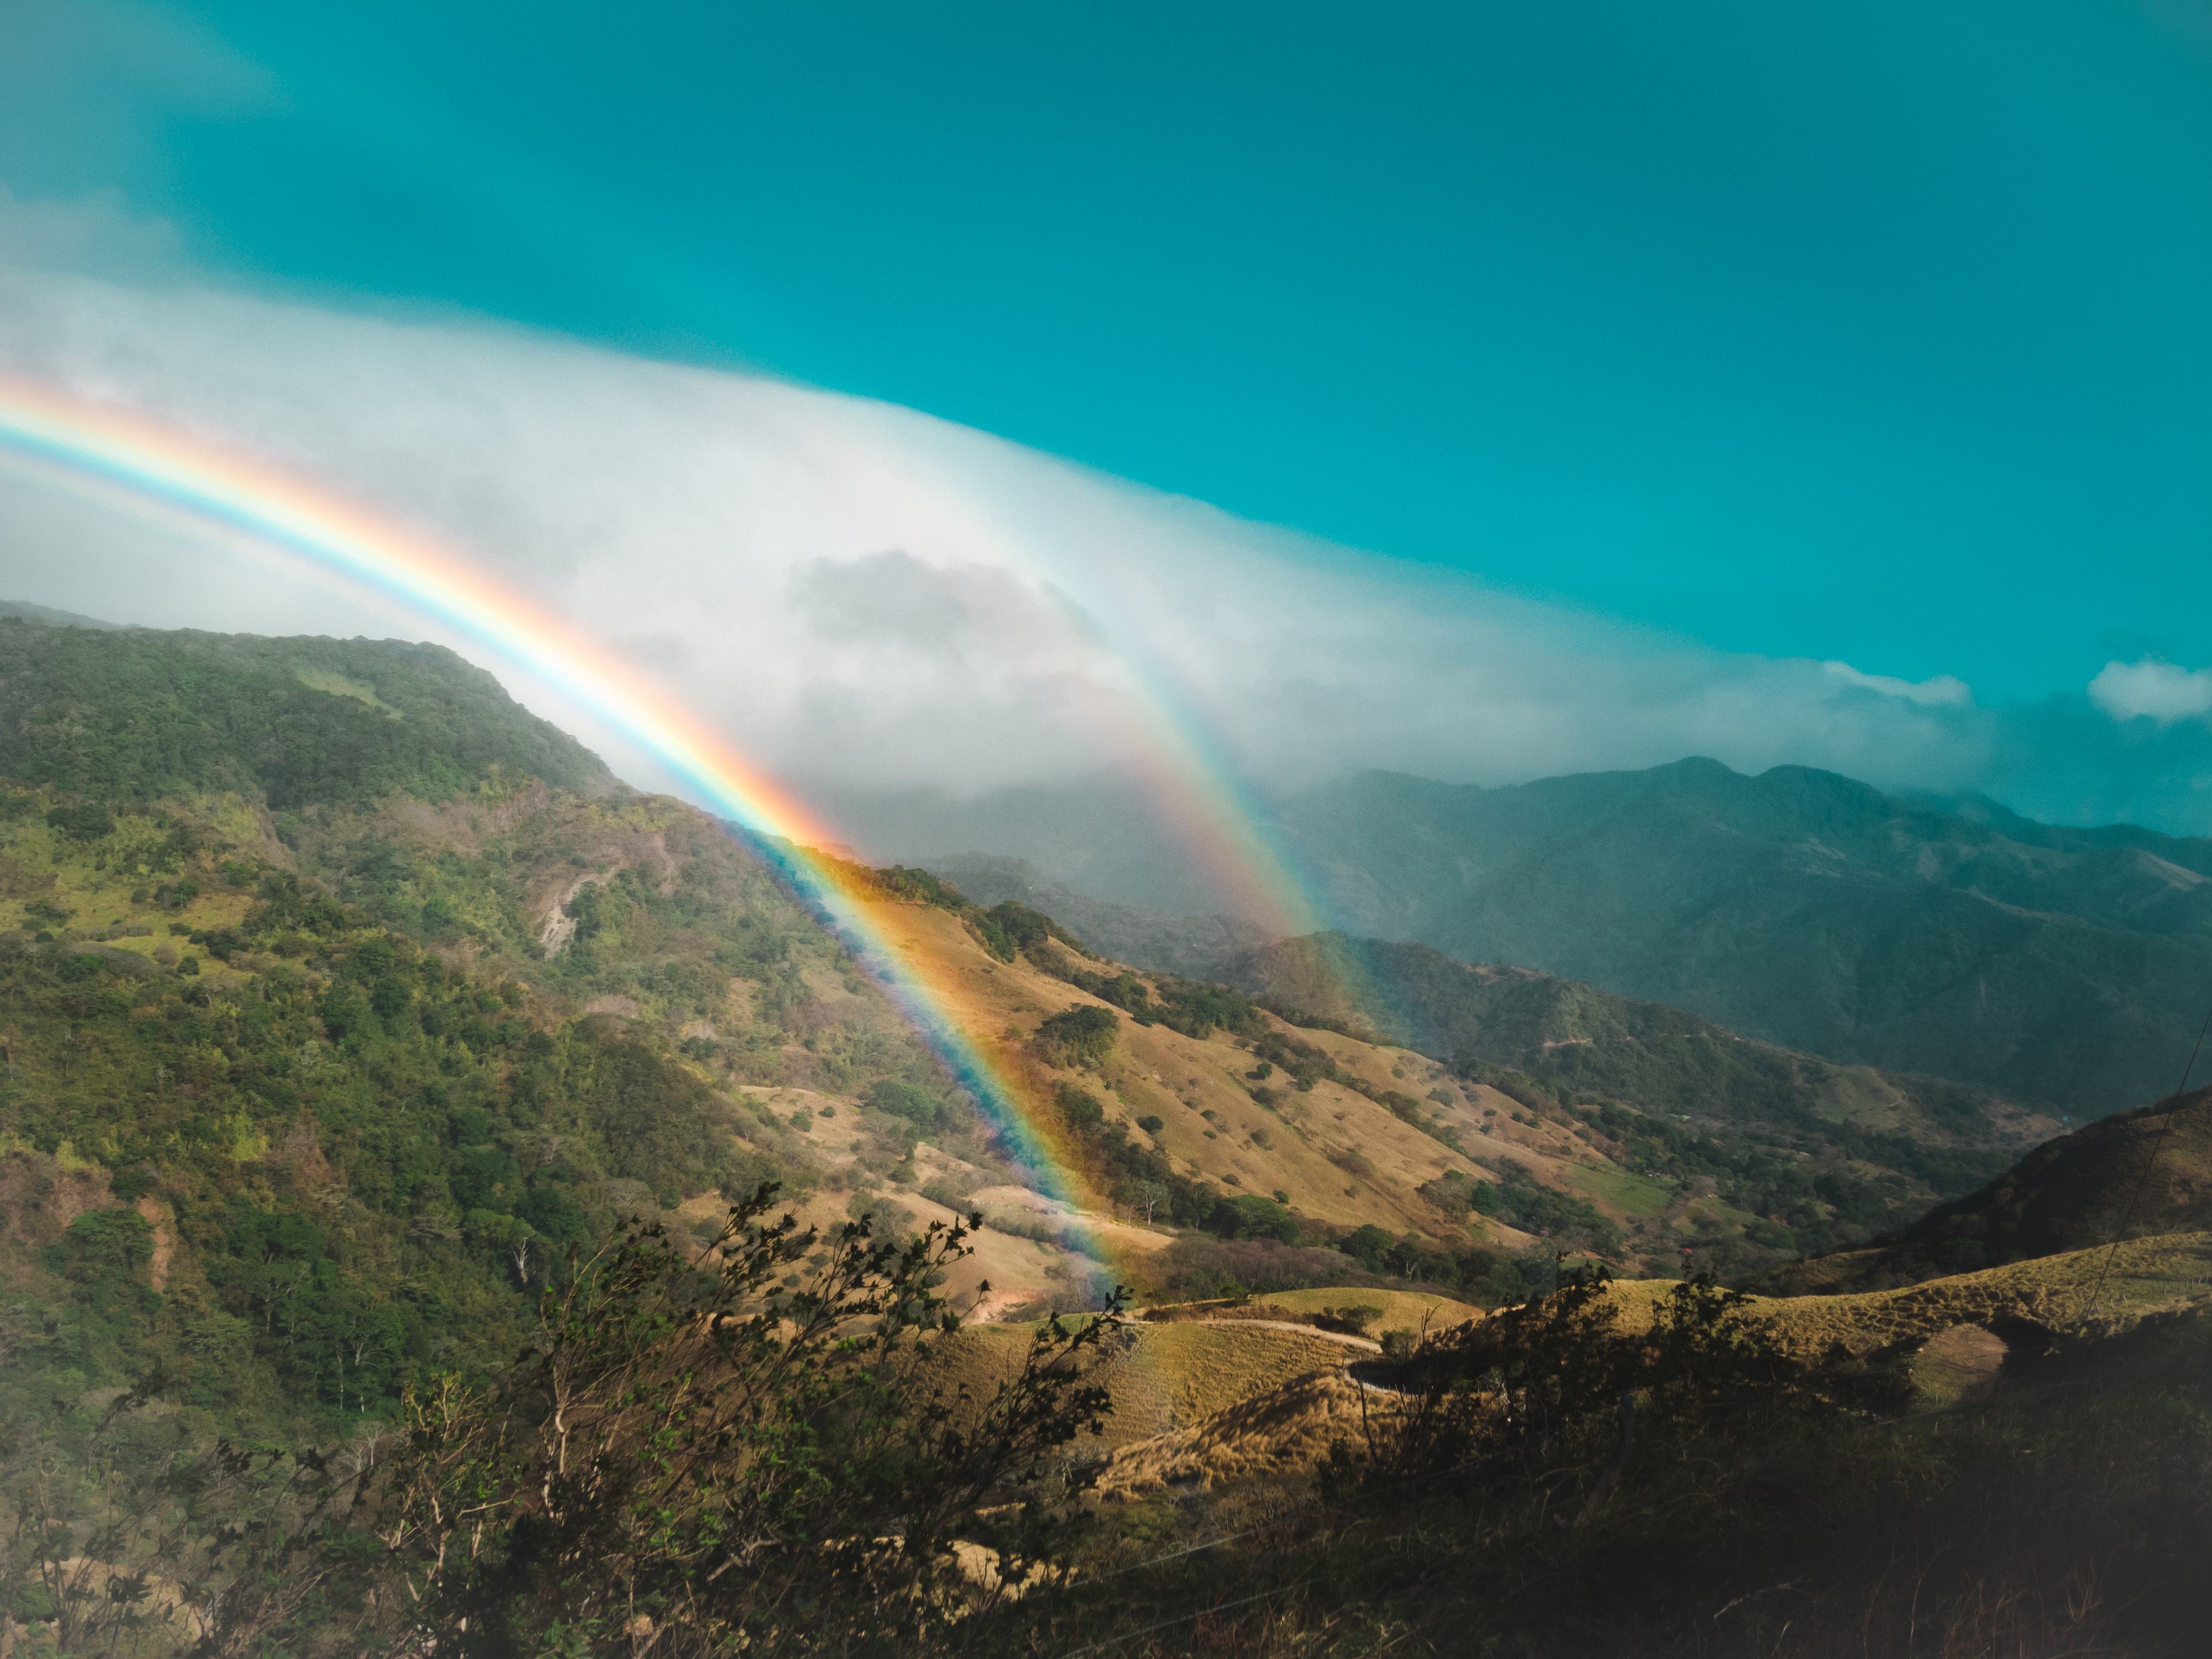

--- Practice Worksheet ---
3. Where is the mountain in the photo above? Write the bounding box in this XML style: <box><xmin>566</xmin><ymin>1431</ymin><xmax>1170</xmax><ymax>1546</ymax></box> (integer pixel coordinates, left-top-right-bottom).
<box><xmin>914</xmin><ymin>871</ymin><xmax>2062</xmax><ymax>1259</ymax></box>
<box><xmin>0</xmin><ymin>615</ymin><xmax>611</xmax><ymax>805</ymax></box>
<box><xmin>1265</xmin><ymin>759</ymin><xmax>2212</xmax><ymax>1117</ymax></box>
<box><xmin>839</xmin><ymin>759</ymin><xmax>2212</xmax><ymax>1117</ymax></box>
<box><xmin>1213</xmin><ymin>931</ymin><xmax>2055</xmax><ymax>1267</ymax></box>
<box><xmin>0</xmin><ymin>618</ymin><xmax>1600</xmax><ymax>1469</ymax></box>
<box><xmin>1775</xmin><ymin>1084</ymin><xmax>2212</xmax><ymax>1292</ymax></box>
<box><xmin>2</xmin><ymin>620</ymin><xmax>2028</xmax><ymax>1467</ymax></box>
<box><xmin>6</xmin><ymin>617</ymin><xmax>2206</xmax><ymax>1657</ymax></box>
<box><xmin>0</xmin><ymin>623</ymin><xmax>882</xmax><ymax>1441</ymax></box>
<box><xmin>0</xmin><ymin>598</ymin><xmax>122</xmax><ymax>628</ymax></box>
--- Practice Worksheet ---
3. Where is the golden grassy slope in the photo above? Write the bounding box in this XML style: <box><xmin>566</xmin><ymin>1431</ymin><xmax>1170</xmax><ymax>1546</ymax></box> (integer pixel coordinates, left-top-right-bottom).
<box><xmin>850</xmin><ymin>897</ymin><xmax>1655</xmax><ymax>1247</ymax></box>
<box><xmin>1584</xmin><ymin>1230</ymin><xmax>2212</xmax><ymax>1356</ymax></box>
<box><xmin>1091</xmin><ymin>1367</ymin><xmax>1381</xmax><ymax>1501</ymax></box>
<box><xmin>1064</xmin><ymin>1235</ymin><xmax>2212</xmax><ymax>1504</ymax></box>
<box><xmin>1759</xmin><ymin>1230</ymin><xmax>2212</xmax><ymax>1352</ymax></box>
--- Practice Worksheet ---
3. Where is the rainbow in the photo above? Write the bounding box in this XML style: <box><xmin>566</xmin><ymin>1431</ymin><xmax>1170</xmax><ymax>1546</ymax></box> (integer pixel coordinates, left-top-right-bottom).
<box><xmin>0</xmin><ymin>376</ymin><xmax>1138</xmax><ymax>1248</ymax></box>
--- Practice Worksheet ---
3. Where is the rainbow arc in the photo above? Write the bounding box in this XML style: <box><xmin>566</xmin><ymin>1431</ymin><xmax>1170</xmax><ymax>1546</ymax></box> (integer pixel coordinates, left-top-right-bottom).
<box><xmin>0</xmin><ymin>380</ymin><xmax>1117</xmax><ymax>1233</ymax></box>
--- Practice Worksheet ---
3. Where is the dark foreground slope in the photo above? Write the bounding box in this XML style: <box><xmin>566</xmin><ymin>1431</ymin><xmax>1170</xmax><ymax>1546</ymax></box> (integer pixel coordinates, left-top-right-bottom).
<box><xmin>1031</xmin><ymin>1290</ymin><xmax>2212</xmax><ymax>1659</ymax></box>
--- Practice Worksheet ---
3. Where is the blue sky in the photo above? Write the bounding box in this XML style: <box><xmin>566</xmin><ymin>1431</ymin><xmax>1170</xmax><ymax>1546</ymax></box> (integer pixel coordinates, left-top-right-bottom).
<box><xmin>7</xmin><ymin>1</ymin><xmax>2210</xmax><ymax>708</ymax></box>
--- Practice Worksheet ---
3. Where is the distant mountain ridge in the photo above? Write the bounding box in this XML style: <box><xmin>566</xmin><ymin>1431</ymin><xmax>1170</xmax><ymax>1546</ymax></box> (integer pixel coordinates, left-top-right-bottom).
<box><xmin>1273</xmin><ymin>759</ymin><xmax>2212</xmax><ymax>1116</ymax></box>
<box><xmin>0</xmin><ymin>598</ymin><xmax>122</xmax><ymax>629</ymax></box>
<box><xmin>1289</xmin><ymin>758</ymin><xmax>2212</xmax><ymax>943</ymax></box>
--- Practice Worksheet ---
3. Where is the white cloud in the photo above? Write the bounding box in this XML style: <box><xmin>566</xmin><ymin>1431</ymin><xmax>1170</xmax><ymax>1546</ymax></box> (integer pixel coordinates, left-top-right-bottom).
<box><xmin>1821</xmin><ymin>659</ymin><xmax>1973</xmax><ymax>707</ymax></box>
<box><xmin>8</xmin><ymin>264</ymin><xmax>2199</xmax><ymax>847</ymax></box>
<box><xmin>2088</xmin><ymin>658</ymin><xmax>2212</xmax><ymax>723</ymax></box>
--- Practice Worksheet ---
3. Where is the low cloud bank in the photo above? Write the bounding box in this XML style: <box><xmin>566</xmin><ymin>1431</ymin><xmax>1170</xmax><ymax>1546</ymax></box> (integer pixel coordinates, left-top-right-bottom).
<box><xmin>2</xmin><ymin>264</ymin><xmax>2210</xmax><ymax>839</ymax></box>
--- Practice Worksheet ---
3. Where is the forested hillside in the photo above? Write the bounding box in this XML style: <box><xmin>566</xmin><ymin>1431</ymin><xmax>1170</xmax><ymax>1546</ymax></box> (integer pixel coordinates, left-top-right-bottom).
<box><xmin>0</xmin><ymin>622</ymin><xmax>1002</xmax><ymax>1573</ymax></box>
<box><xmin>0</xmin><ymin>617</ymin><xmax>612</xmax><ymax>805</ymax></box>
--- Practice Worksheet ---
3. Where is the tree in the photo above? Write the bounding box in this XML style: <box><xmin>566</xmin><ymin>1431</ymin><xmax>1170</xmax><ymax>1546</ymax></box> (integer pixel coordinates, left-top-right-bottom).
<box><xmin>378</xmin><ymin>1183</ymin><xmax>1128</xmax><ymax>1657</ymax></box>
<box><xmin>1342</xmin><ymin>1270</ymin><xmax>1875</xmax><ymax>1508</ymax></box>
<box><xmin>464</xmin><ymin>1207</ymin><xmax>540</xmax><ymax>1285</ymax></box>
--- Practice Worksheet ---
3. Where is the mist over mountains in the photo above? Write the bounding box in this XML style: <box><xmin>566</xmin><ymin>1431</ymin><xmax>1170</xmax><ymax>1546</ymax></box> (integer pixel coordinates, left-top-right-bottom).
<box><xmin>8</xmin><ymin>267</ymin><xmax>2212</xmax><ymax>845</ymax></box>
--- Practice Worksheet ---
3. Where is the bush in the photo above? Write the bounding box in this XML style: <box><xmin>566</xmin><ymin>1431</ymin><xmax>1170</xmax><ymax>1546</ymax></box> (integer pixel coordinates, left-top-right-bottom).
<box><xmin>1034</xmin><ymin>1004</ymin><xmax>1118</xmax><ymax>1068</ymax></box>
<box><xmin>1349</xmin><ymin>1272</ymin><xmax>1879</xmax><ymax>1504</ymax></box>
<box><xmin>106</xmin><ymin>1162</ymin><xmax>155</xmax><ymax>1202</ymax></box>
<box><xmin>50</xmin><ymin>1207</ymin><xmax>153</xmax><ymax>1282</ymax></box>
<box><xmin>866</xmin><ymin>1078</ymin><xmax>947</xmax><ymax>1131</ymax></box>
<box><xmin>44</xmin><ymin>802</ymin><xmax>113</xmax><ymax>842</ymax></box>
<box><xmin>918</xmin><ymin>1179</ymin><xmax>976</xmax><ymax>1213</ymax></box>
<box><xmin>974</xmin><ymin>900</ymin><xmax>1061</xmax><ymax>961</ymax></box>
<box><xmin>1055</xmin><ymin>1082</ymin><xmax>1107</xmax><ymax>1128</ymax></box>
<box><xmin>1465</xmin><ymin>1162</ymin><xmax>1621</xmax><ymax>1252</ymax></box>
<box><xmin>1135</xmin><ymin>1235</ymin><xmax>1389</xmax><ymax>1302</ymax></box>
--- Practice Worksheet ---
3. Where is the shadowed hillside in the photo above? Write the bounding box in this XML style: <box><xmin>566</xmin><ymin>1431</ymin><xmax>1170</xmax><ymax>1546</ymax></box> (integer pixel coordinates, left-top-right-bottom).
<box><xmin>1775</xmin><ymin>1085</ymin><xmax>2212</xmax><ymax>1292</ymax></box>
<box><xmin>1226</xmin><ymin>930</ymin><xmax>2022</xmax><ymax>1141</ymax></box>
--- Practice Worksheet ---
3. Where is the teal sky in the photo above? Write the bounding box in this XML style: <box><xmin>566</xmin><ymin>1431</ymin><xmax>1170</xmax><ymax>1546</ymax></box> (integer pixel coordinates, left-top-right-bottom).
<box><xmin>5</xmin><ymin>1</ymin><xmax>2212</xmax><ymax>702</ymax></box>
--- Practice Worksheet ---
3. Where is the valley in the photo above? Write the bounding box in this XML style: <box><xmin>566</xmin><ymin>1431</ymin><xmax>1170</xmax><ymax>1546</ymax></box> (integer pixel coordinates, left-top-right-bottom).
<box><xmin>2</xmin><ymin>614</ymin><xmax>2207</xmax><ymax>1658</ymax></box>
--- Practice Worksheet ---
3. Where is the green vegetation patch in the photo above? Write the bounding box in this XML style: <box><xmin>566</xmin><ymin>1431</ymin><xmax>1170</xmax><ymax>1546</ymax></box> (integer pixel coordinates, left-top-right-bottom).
<box><xmin>0</xmin><ymin>618</ymin><xmax>606</xmax><ymax>806</ymax></box>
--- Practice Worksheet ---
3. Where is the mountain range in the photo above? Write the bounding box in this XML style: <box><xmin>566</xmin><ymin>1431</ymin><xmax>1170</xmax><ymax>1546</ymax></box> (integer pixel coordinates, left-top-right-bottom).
<box><xmin>5</xmin><ymin>608</ymin><xmax>2208</xmax><ymax>1657</ymax></box>
<box><xmin>900</xmin><ymin>758</ymin><xmax>2212</xmax><ymax>1118</ymax></box>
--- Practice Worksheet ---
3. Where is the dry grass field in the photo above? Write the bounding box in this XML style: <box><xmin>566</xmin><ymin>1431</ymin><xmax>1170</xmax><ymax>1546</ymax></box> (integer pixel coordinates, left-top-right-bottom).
<box><xmin>856</xmin><ymin>897</ymin><xmax>1672</xmax><ymax>1246</ymax></box>
<box><xmin>927</xmin><ymin>1316</ymin><xmax>1355</xmax><ymax>1452</ymax></box>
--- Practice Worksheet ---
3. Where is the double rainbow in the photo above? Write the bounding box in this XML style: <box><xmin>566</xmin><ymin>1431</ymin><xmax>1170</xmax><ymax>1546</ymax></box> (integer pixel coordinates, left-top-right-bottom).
<box><xmin>0</xmin><ymin>377</ymin><xmax>1149</xmax><ymax>1237</ymax></box>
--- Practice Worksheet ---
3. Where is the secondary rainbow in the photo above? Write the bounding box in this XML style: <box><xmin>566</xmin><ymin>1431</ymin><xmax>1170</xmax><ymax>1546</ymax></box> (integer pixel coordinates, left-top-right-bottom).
<box><xmin>0</xmin><ymin>376</ymin><xmax>1120</xmax><ymax>1231</ymax></box>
